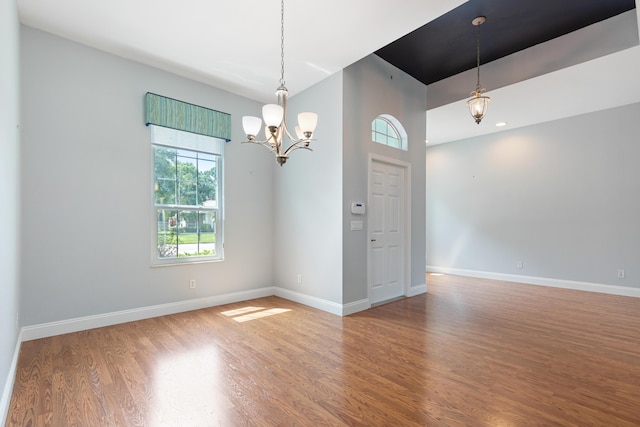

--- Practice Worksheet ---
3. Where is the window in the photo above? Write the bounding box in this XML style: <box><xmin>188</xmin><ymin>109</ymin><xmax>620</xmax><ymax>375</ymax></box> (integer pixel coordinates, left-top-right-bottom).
<box><xmin>371</xmin><ymin>114</ymin><xmax>408</xmax><ymax>151</ymax></box>
<box><xmin>151</xmin><ymin>125</ymin><xmax>224</xmax><ymax>264</ymax></box>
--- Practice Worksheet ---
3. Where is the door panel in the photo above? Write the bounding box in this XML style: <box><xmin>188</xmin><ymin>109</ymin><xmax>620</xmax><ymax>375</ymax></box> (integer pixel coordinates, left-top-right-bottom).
<box><xmin>372</xmin><ymin>246</ymin><xmax>385</xmax><ymax>290</ymax></box>
<box><xmin>369</xmin><ymin>160</ymin><xmax>405</xmax><ymax>304</ymax></box>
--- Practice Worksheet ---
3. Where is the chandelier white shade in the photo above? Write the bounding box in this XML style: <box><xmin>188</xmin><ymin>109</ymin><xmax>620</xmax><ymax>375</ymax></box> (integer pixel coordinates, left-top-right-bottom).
<box><xmin>298</xmin><ymin>112</ymin><xmax>318</xmax><ymax>136</ymax></box>
<box><xmin>467</xmin><ymin>16</ymin><xmax>490</xmax><ymax>124</ymax></box>
<box><xmin>242</xmin><ymin>116</ymin><xmax>262</xmax><ymax>137</ymax></box>
<box><xmin>241</xmin><ymin>0</ymin><xmax>318</xmax><ymax>166</ymax></box>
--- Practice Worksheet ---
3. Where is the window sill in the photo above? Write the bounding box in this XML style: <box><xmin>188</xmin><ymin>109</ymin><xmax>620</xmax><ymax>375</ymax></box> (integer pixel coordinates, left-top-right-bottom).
<box><xmin>151</xmin><ymin>258</ymin><xmax>223</xmax><ymax>268</ymax></box>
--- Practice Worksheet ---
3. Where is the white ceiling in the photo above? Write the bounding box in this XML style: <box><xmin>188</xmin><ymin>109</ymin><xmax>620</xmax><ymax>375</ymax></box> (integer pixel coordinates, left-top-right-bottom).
<box><xmin>16</xmin><ymin>0</ymin><xmax>465</xmax><ymax>103</ymax></box>
<box><xmin>16</xmin><ymin>0</ymin><xmax>640</xmax><ymax>145</ymax></box>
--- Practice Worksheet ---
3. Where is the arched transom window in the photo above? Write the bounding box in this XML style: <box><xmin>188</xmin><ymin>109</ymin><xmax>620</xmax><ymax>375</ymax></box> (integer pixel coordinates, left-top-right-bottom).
<box><xmin>371</xmin><ymin>114</ymin><xmax>408</xmax><ymax>151</ymax></box>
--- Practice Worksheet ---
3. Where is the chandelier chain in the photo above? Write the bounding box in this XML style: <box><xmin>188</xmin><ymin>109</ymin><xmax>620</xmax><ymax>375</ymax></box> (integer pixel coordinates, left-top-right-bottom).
<box><xmin>280</xmin><ymin>0</ymin><xmax>285</xmax><ymax>86</ymax></box>
<box><xmin>475</xmin><ymin>23</ymin><xmax>481</xmax><ymax>89</ymax></box>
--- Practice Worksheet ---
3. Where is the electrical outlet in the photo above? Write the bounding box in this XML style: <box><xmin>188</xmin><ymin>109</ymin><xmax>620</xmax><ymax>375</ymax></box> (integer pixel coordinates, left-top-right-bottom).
<box><xmin>189</xmin><ymin>279</ymin><xmax>196</xmax><ymax>289</ymax></box>
<box><xmin>297</xmin><ymin>274</ymin><xmax>302</xmax><ymax>284</ymax></box>
<box><xmin>617</xmin><ymin>269</ymin><xmax>625</xmax><ymax>278</ymax></box>
<box><xmin>517</xmin><ymin>260</ymin><xmax>523</xmax><ymax>269</ymax></box>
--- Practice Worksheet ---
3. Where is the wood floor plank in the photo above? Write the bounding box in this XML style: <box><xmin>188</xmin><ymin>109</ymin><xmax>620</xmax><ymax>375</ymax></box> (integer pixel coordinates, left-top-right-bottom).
<box><xmin>7</xmin><ymin>274</ymin><xmax>640</xmax><ymax>426</ymax></box>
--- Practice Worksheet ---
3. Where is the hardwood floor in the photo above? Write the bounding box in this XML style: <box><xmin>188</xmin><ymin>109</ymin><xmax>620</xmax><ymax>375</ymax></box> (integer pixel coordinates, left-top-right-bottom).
<box><xmin>7</xmin><ymin>274</ymin><xmax>640</xmax><ymax>426</ymax></box>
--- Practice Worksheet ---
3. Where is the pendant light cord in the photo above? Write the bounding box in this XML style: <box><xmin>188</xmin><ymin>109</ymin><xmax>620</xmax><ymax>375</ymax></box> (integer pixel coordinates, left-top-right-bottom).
<box><xmin>475</xmin><ymin>23</ymin><xmax>481</xmax><ymax>90</ymax></box>
<box><xmin>280</xmin><ymin>0</ymin><xmax>285</xmax><ymax>87</ymax></box>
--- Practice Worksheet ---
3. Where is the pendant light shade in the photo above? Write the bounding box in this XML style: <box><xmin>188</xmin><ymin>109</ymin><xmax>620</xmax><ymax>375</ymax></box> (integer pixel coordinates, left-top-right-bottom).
<box><xmin>262</xmin><ymin>104</ymin><xmax>284</xmax><ymax>128</ymax></box>
<box><xmin>242</xmin><ymin>116</ymin><xmax>262</xmax><ymax>140</ymax></box>
<box><xmin>297</xmin><ymin>112</ymin><xmax>318</xmax><ymax>137</ymax></box>
<box><xmin>467</xmin><ymin>91</ymin><xmax>490</xmax><ymax>124</ymax></box>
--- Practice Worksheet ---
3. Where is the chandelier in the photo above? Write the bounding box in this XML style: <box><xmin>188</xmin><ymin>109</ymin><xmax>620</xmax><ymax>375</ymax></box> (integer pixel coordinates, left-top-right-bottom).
<box><xmin>467</xmin><ymin>16</ymin><xmax>490</xmax><ymax>124</ymax></box>
<box><xmin>241</xmin><ymin>0</ymin><xmax>318</xmax><ymax>166</ymax></box>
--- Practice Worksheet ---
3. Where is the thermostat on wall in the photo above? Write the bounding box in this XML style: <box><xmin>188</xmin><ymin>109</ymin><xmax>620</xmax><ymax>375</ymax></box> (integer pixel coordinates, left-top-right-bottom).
<box><xmin>351</xmin><ymin>202</ymin><xmax>366</xmax><ymax>215</ymax></box>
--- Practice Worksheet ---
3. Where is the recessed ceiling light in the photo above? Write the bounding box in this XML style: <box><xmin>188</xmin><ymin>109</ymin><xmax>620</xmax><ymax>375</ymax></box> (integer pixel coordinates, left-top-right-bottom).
<box><xmin>496</xmin><ymin>121</ymin><xmax>507</xmax><ymax>127</ymax></box>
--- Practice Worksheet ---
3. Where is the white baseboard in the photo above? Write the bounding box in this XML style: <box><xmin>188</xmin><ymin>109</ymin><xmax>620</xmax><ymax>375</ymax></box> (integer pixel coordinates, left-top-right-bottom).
<box><xmin>407</xmin><ymin>283</ymin><xmax>428</xmax><ymax>297</ymax></box>
<box><xmin>426</xmin><ymin>266</ymin><xmax>640</xmax><ymax>298</ymax></box>
<box><xmin>21</xmin><ymin>287</ymin><xmax>276</xmax><ymax>341</ymax></box>
<box><xmin>20</xmin><ymin>284</ymin><xmax>387</xmax><ymax>343</ymax></box>
<box><xmin>1</xmin><ymin>330</ymin><xmax>22</xmax><ymax>427</ymax></box>
<box><xmin>274</xmin><ymin>287</ymin><xmax>345</xmax><ymax>316</ymax></box>
<box><xmin>341</xmin><ymin>284</ymin><xmax>428</xmax><ymax>316</ymax></box>
<box><xmin>342</xmin><ymin>298</ymin><xmax>370</xmax><ymax>315</ymax></box>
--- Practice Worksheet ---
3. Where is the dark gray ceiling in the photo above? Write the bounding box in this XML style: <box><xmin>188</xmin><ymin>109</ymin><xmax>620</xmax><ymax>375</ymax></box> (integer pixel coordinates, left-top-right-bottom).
<box><xmin>375</xmin><ymin>0</ymin><xmax>636</xmax><ymax>86</ymax></box>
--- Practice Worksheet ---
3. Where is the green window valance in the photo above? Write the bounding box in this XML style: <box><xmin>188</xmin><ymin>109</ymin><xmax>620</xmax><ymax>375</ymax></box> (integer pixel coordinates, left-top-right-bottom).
<box><xmin>145</xmin><ymin>92</ymin><xmax>231</xmax><ymax>142</ymax></box>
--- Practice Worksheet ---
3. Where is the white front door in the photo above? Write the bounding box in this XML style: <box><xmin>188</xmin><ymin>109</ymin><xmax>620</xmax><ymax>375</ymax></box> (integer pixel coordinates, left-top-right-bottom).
<box><xmin>369</xmin><ymin>159</ymin><xmax>405</xmax><ymax>304</ymax></box>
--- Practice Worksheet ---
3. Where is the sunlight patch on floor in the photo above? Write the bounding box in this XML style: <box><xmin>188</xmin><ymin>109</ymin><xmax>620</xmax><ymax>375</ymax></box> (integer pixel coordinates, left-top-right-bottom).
<box><xmin>152</xmin><ymin>346</ymin><xmax>234</xmax><ymax>425</ymax></box>
<box><xmin>221</xmin><ymin>306</ymin><xmax>264</xmax><ymax>316</ymax></box>
<box><xmin>232</xmin><ymin>308</ymin><xmax>292</xmax><ymax>323</ymax></box>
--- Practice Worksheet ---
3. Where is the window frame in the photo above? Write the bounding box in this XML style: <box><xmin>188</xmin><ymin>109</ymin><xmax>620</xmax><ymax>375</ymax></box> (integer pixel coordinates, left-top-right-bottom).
<box><xmin>371</xmin><ymin>114</ymin><xmax>408</xmax><ymax>151</ymax></box>
<box><xmin>150</xmin><ymin>125</ymin><xmax>224</xmax><ymax>266</ymax></box>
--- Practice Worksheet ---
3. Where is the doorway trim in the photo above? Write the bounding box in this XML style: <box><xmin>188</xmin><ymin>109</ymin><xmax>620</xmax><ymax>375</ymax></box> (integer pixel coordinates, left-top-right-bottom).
<box><xmin>367</xmin><ymin>153</ymin><xmax>412</xmax><ymax>304</ymax></box>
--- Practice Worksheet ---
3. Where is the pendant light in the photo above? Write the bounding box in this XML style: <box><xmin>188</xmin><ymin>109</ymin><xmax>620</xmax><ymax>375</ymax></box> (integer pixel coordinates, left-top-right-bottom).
<box><xmin>467</xmin><ymin>16</ymin><xmax>490</xmax><ymax>124</ymax></box>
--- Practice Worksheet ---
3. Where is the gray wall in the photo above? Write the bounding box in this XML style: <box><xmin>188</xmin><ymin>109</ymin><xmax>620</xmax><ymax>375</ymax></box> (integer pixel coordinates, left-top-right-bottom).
<box><xmin>20</xmin><ymin>27</ymin><xmax>275</xmax><ymax>326</ymax></box>
<box><xmin>426</xmin><ymin>102</ymin><xmax>640</xmax><ymax>288</ymax></box>
<box><xmin>0</xmin><ymin>0</ymin><xmax>21</xmax><ymax>419</ymax></box>
<box><xmin>342</xmin><ymin>55</ymin><xmax>427</xmax><ymax>303</ymax></box>
<box><xmin>274</xmin><ymin>72</ymin><xmax>344</xmax><ymax>303</ymax></box>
